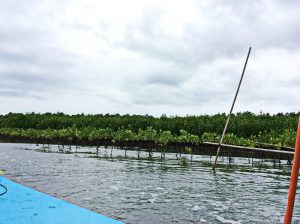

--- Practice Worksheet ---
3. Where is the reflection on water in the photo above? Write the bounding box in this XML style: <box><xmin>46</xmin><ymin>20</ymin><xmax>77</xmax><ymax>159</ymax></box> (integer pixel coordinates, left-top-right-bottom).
<box><xmin>0</xmin><ymin>143</ymin><xmax>298</xmax><ymax>223</ymax></box>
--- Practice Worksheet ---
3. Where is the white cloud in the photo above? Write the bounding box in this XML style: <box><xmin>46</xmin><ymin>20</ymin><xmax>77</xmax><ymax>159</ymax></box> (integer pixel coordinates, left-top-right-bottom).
<box><xmin>0</xmin><ymin>0</ymin><xmax>299</xmax><ymax>116</ymax></box>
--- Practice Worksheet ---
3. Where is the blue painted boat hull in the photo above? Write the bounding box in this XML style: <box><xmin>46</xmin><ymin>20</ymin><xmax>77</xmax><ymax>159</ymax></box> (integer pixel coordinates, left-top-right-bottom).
<box><xmin>0</xmin><ymin>177</ymin><xmax>123</xmax><ymax>224</ymax></box>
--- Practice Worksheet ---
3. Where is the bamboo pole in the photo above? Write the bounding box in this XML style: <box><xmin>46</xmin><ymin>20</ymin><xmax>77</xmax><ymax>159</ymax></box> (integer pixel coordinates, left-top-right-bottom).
<box><xmin>284</xmin><ymin>117</ymin><xmax>300</xmax><ymax>224</ymax></box>
<box><xmin>213</xmin><ymin>47</ymin><xmax>252</xmax><ymax>173</ymax></box>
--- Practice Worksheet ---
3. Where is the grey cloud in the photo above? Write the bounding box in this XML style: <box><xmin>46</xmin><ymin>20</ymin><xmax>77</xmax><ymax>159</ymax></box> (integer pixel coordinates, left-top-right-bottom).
<box><xmin>129</xmin><ymin>75</ymin><xmax>233</xmax><ymax>107</ymax></box>
<box><xmin>0</xmin><ymin>50</ymin><xmax>39</xmax><ymax>64</ymax></box>
<box><xmin>143</xmin><ymin>66</ymin><xmax>191</xmax><ymax>87</ymax></box>
<box><xmin>0</xmin><ymin>1</ymin><xmax>77</xmax><ymax>100</ymax></box>
<box><xmin>119</xmin><ymin>0</ymin><xmax>300</xmax><ymax>68</ymax></box>
<box><xmin>120</xmin><ymin>8</ymin><xmax>194</xmax><ymax>65</ymax></box>
<box><xmin>131</xmin><ymin>86</ymin><xmax>187</xmax><ymax>106</ymax></box>
<box><xmin>0</xmin><ymin>70</ymin><xmax>68</xmax><ymax>99</ymax></box>
<box><xmin>117</xmin><ymin>48</ymin><xmax>254</xmax><ymax>108</ymax></box>
<box><xmin>282</xmin><ymin>78</ymin><xmax>300</xmax><ymax>87</ymax></box>
<box><xmin>131</xmin><ymin>87</ymin><xmax>232</xmax><ymax>107</ymax></box>
<box><xmin>0</xmin><ymin>47</ymin><xmax>74</xmax><ymax>97</ymax></box>
<box><xmin>0</xmin><ymin>0</ymin><xmax>299</xmax><ymax>115</ymax></box>
<box><xmin>1</xmin><ymin>72</ymin><xmax>55</xmax><ymax>88</ymax></box>
<box><xmin>62</xmin><ymin>21</ymin><xmax>92</xmax><ymax>31</ymax></box>
<box><xmin>0</xmin><ymin>88</ymin><xmax>45</xmax><ymax>100</ymax></box>
<box><xmin>146</xmin><ymin>74</ymin><xmax>183</xmax><ymax>86</ymax></box>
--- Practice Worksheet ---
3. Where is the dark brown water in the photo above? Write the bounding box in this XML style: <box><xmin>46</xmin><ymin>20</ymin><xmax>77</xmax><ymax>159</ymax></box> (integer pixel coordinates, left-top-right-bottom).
<box><xmin>0</xmin><ymin>143</ymin><xmax>298</xmax><ymax>223</ymax></box>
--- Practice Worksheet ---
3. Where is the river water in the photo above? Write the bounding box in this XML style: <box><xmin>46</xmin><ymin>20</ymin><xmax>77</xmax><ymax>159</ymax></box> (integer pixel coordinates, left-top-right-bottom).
<box><xmin>0</xmin><ymin>143</ymin><xmax>299</xmax><ymax>223</ymax></box>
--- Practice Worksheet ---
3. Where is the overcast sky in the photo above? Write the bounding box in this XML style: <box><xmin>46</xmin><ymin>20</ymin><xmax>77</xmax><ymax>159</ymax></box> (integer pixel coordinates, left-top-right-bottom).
<box><xmin>0</xmin><ymin>0</ymin><xmax>299</xmax><ymax>116</ymax></box>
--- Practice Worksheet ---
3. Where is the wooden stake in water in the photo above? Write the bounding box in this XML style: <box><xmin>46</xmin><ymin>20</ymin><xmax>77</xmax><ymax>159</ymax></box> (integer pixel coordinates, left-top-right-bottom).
<box><xmin>213</xmin><ymin>47</ymin><xmax>252</xmax><ymax>173</ymax></box>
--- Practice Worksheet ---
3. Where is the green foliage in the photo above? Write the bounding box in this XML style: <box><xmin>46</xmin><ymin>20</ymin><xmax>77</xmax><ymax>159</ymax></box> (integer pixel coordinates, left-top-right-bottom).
<box><xmin>0</xmin><ymin>126</ymin><xmax>297</xmax><ymax>149</ymax></box>
<box><xmin>136</xmin><ymin>127</ymin><xmax>157</xmax><ymax>142</ymax></box>
<box><xmin>113</xmin><ymin>129</ymin><xmax>135</xmax><ymax>142</ymax></box>
<box><xmin>185</xmin><ymin>147</ymin><xmax>192</xmax><ymax>154</ymax></box>
<box><xmin>177</xmin><ymin>130</ymin><xmax>201</xmax><ymax>145</ymax></box>
<box><xmin>157</xmin><ymin>130</ymin><xmax>174</xmax><ymax>145</ymax></box>
<box><xmin>179</xmin><ymin>156</ymin><xmax>188</xmax><ymax>166</ymax></box>
<box><xmin>0</xmin><ymin>112</ymin><xmax>298</xmax><ymax>149</ymax></box>
<box><xmin>0</xmin><ymin>112</ymin><xmax>298</xmax><ymax>137</ymax></box>
<box><xmin>202</xmin><ymin>132</ymin><xmax>220</xmax><ymax>142</ymax></box>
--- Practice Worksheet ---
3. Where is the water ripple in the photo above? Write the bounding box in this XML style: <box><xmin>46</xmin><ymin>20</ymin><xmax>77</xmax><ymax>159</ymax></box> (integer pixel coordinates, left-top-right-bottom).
<box><xmin>0</xmin><ymin>143</ymin><xmax>298</xmax><ymax>223</ymax></box>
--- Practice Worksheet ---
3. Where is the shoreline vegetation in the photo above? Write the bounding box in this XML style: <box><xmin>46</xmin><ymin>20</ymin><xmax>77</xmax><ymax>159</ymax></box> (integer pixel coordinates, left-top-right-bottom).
<box><xmin>0</xmin><ymin>112</ymin><xmax>298</xmax><ymax>159</ymax></box>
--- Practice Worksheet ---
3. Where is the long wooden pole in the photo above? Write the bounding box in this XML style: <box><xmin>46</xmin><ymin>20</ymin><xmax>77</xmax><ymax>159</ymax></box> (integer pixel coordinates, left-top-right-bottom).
<box><xmin>284</xmin><ymin>117</ymin><xmax>300</xmax><ymax>224</ymax></box>
<box><xmin>213</xmin><ymin>47</ymin><xmax>251</xmax><ymax>173</ymax></box>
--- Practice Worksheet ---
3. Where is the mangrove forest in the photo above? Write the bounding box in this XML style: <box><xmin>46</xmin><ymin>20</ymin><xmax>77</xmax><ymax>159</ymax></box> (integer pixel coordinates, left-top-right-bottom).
<box><xmin>0</xmin><ymin>112</ymin><xmax>298</xmax><ymax>151</ymax></box>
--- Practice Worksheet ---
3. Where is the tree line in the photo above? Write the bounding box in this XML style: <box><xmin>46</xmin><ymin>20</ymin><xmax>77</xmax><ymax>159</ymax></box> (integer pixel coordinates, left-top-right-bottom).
<box><xmin>0</xmin><ymin>112</ymin><xmax>298</xmax><ymax>138</ymax></box>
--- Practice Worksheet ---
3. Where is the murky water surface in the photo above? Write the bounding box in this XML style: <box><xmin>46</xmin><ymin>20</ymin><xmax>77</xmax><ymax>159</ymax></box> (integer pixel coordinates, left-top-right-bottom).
<box><xmin>0</xmin><ymin>143</ymin><xmax>299</xmax><ymax>223</ymax></box>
